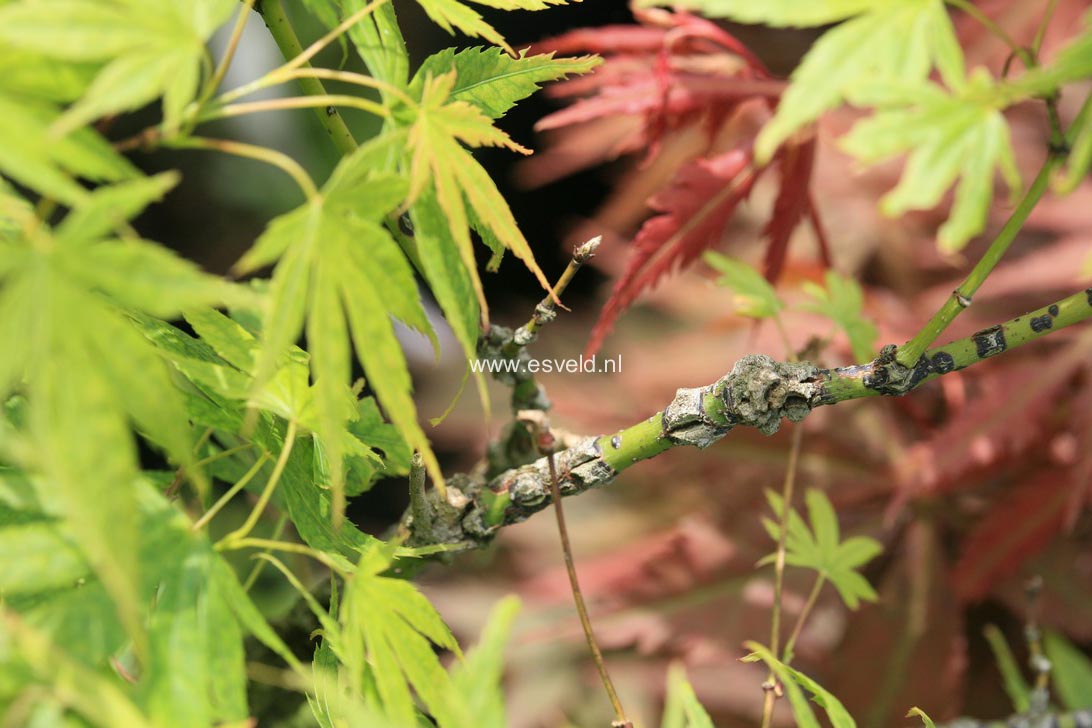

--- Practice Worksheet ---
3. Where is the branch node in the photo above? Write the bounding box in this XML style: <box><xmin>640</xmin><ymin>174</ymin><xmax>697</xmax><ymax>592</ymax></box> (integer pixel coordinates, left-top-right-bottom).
<box><xmin>717</xmin><ymin>354</ymin><xmax>820</xmax><ymax>435</ymax></box>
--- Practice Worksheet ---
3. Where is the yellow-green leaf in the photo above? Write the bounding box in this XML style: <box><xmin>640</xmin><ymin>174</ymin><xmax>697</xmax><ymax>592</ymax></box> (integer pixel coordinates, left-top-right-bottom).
<box><xmin>750</xmin><ymin>0</ymin><xmax>964</xmax><ymax>163</ymax></box>
<box><xmin>840</xmin><ymin>73</ymin><xmax>1020</xmax><ymax>253</ymax></box>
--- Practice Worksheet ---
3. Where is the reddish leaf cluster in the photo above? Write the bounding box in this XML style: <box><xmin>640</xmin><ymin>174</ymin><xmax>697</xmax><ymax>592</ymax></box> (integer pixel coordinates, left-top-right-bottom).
<box><xmin>527</xmin><ymin>8</ymin><xmax>830</xmax><ymax>355</ymax></box>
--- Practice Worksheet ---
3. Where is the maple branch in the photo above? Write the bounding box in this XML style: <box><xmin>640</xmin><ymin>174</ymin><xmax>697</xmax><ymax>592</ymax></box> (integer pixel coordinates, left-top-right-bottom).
<box><xmin>257</xmin><ymin>0</ymin><xmax>358</xmax><ymax>156</ymax></box>
<box><xmin>896</xmin><ymin>85</ymin><xmax>1092</xmax><ymax>369</ymax></box>
<box><xmin>482</xmin><ymin>236</ymin><xmax>602</xmax><ymax>417</ymax></box>
<box><xmin>404</xmin><ymin>287</ymin><xmax>1092</xmax><ymax>548</ymax></box>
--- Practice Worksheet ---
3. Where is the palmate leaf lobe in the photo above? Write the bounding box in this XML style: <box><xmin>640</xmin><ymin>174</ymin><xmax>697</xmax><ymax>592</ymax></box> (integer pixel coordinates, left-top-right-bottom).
<box><xmin>410</xmin><ymin>46</ymin><xmax>600</xmax><ymax>120</ymax></box>
<box><xmin>408</xmin><ymin>70</ymin><xmax>552</xmax><ymax>321</ymax></box>
<box><xmin>762</xmin><ymin>489</ymin><xmax>882</xmax><ymax>610</ymax></box>
<box><xmin>415</xmin><ymin>0</ymin><xmax>569</xmax><ymax>56</ymax></box>
<box><xmin>235</xmin><ymin>131</ymin><xmax>444</xmax><ymax>518</ymax></box>
<box><xmin>0</xmin><ymin>180</ymin><xmax>249</xmax><ymax>650</ymax></box>
<box><xmin>840</xmin><ymin>72</ymin><xmax>1021</xmax><ymax>253</ymax></box>
<box><xmin>0</xmin><ymin>0</ymin><xmax>236</xmax><ymax>134</ymax></box>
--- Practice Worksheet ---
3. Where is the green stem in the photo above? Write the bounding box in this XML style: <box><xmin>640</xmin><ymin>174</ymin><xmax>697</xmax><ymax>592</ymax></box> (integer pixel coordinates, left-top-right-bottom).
<box><xmin>782</xmin><ymin>573</ymin><xmax>825</xmax><ymax>665</ymax></box>
<box><xmin>1031</xmin><ymin>0</ymin><xmax>1059</xmax><ymax>58</ymax></box>
<box><xmin>895</xmin><ymin>157</ymin><xmax>1060</xmax><ymax>368</ymax></box>
<box><xmin>201</xmin><ymin>94</ymin><xmax>389</xmax><ymax>123</ymax></box>
<box><xmin>219</xmin><ymin>67</ymin><xmax>414</xmax><ymax>109</ymax></box>
<box><xmin>201</xmin><ymin>0</ymin><xmax>258</xmax><ymax>107</ymax></box>
<box><xmin>258</xmin><ymin>0</ymin><xmax>358</xmax><ymax>156</ymax></box>
<box><xmin>220</xmin><ymin>535</ymin><xmax>349</xmax><ymax>576</ymax></box>
<box><xmin>897</xmin><ymin>86</ymin><xmax>1092</xmax><ymax>369</ymax></box>
<box><xmin>762</xmin><ymin>424</ymin><xmax>804</xmax><ymax>728</ymax></box>
<box><xmin>241</xmin><ymin>513</ymin><xmax>290</xmax><ymax>590</ymax></box>
<box><xmin>220</xmin><ymin>420</ymin><xmax>298</xmax><ymax>545</ymax></box>
<box><xmin>946</xmin><ymin>0</ymin><xmax>1032</xmax><ymax>68</ymax></box>
<box><xmin>827</xmin><ymin>287</ymin><xmax>1092</xmax><ymax>402</ymax></box>
<box><xmin>191</xmin><ymin>451</ymin><xmax>272</xmax><ymax>532</ymax></box>
<box><xmin>168</xmin><ymin>136</ymin><xmax>318</xmax><ymax>199</ymax></box>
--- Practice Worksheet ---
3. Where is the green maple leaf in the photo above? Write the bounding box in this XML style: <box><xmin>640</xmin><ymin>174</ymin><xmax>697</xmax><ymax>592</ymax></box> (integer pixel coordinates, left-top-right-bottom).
<box><xmin>0</xmin><ymin>0</ymin><xmax>236</xmax><ymax>134</ymax></box>
<box><xmin>408</xmin><ymin>71</ymin><xmax>551</xmax><ymax>319</ymax></box>
<box><xmin>233</xmin><ymin>131</ymin><xmax>442</xmax><ymax>519</ymax></box>
<box><xmin>742</xmin><ymin>642</ymin><xmax>857</xmax><ymax>728</ymax></box>
<box><xmin>415</xmin><ymin>0</ymin><xmax>568</xmax><ymax>55</ymax></box>
<box><xmin>410</xmin><ymin>46</ymin><xmax>600</xmax><ymax>120</ymax></box>
<box><xmin>840</xmin><ymin>71</ymin><xmax>1022</xmax><ymax>252</ymax></box>
<box><xmin>661</xmin><ymin>663</ymin><xmax>715</xmax><ymax>728</ymax></box>
<box><xmin>702</xmin><ymin>252</ymin><xmax>783</xmax><ymax>320</ymax></box>
<box><xmin>0</xmin><ymin>174</ymin><xmax>250</xmax><ymax>651</ymax></box>
<box><xmin>0</xmin><ymin>94</ymin><xmax>137</xmax><ymax>206</ymax></box>
<box><xmin>761</xmin><ymin>489</ymin><xmax>882</xmax><ymax>610</ymax></box>
<box><xmin>338</xmin><ymin>544</ymin><xmax>469</xmax><ymax>727</ymax></box>
<box><xmin>345</xmin><ymin>0</ymin><xmax>410</xmax><ymax>92</ymax></box>
<box><xmin>800</xmin><ymin>270</ymin><xmax>878</xmax><ymax>362</ymax></box>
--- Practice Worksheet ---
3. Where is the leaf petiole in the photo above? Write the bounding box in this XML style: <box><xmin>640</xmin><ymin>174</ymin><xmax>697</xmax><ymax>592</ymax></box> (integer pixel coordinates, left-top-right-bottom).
<box><xmin>167</xmin><ymin>137</ymin><xmax>318</xmax><ymax>200</ymax></box>
<box><xmin>219</xmin><ymin>419</ymin><xmax>299</xmax><ymax>546</ymax></box>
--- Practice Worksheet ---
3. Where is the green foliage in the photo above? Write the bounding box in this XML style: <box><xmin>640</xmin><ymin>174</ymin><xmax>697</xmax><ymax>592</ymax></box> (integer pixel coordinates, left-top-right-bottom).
<box><xmin>0</xmin><ymin>0</ymin><xmax>598</xmax><ymax>719</ymax></box>
<box><xmin>1045</xmin><ymin>630</ymin><xmax>1092</xmax><ymax>710</ymax></box>
<box><xmin>1</xmin><ymin>0</ymin><xmax>1090</xmax><ymax>724</ymax></box>
<box><xmin>661</xmin><ymin>663</ymin><xmax>715</xmax><ymax>728</ymax></box>
<box><xmin>906</xmin><ymin>706</ymin><xmax>937</xmax><ymax>727</ymax></box>
<box><xmin>703</xmin><ymin>251</ymin><xmax>783</xmax><ymax>319</ymax></box>
<box><xmin>762</xmin><ymin>489</ymin><xmax>882</xmax><ymax>610</ymax></box>
<box><xmin>800</xmin><ymin>271</ymin><xmax>878</xmax><ymax>363</ymax></box>
<box><xmin>742</xmin><ymin>641</ymin><xmax>856</xmax><ymax>728</ymax></box>
<box><xmin>343</xmin><ymin>0</ymin><xmax>410</xmax><ymax>91</ymax></box>
<box><xmin>984</xmin><ymin>623</ymin><xmax>1031</xmax><ymax>713</ymax></box>
<box><xmin>407</xmin><ymin>68</ymin><xmax>552</xmax><ymax>316</ymax></box>
<box><xmin>410</xmin><ymin>46</ymin><xmax>600</xmax><ymax>120</ymax></box>
<box><xmin>840</xmin><ymin>71</ymin><xmax>1021</xmax><ymax>252</ymax></box>
<box><xmin>235</xmin><ymin>130</ymin><xmax>442</xmax><ymax>508</ymax></box>
<box><xmin>0</xmin><ymin>0</ymin><xmax>234</xmax><ymax>134</ymax></box>
<box><xmin>415</xmin><ymin>0</ymin><xmax>567</xmax><ymax>56</ymax></box>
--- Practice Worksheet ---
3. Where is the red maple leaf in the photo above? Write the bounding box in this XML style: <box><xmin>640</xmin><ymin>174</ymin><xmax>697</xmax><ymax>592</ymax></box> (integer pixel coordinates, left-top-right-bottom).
<box><xmin>950</xmin><ymin>470</ymin><xmax>1075</xmax><ymax>603</ymax></box>
<box><xmin>587</xmin><ymin>147</ymin><xmax>757</xmax><ymax>355</ymax></box>
<box><xmin>527</xmin><ymin>7</ymin><xmax>831</xmax><ymax>354</ymax></box>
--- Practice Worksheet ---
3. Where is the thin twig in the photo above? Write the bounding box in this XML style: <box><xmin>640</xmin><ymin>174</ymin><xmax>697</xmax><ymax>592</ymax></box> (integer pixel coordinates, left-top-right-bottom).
<box><xmin>407</xmin><ymin>452</ymin><xmax>431</xmax><ymax>533</ymax></box>
<box><xmin>781</xmin><ymin>573</ymin><xmax>825</xmax><ymax>664</ymax></box>
<box><xmin>221</xmin><ymin>419</ymin><xmax>299</xmax><ymax>544</ymax></box>
<box><xmin>192</xmin><ymin>451</ymin><xmax>272</xmax><ymax>531</ymax></box>
<box><xmin>1031</xmin><ymin>0</ymin><xmax>1059</xmax><ymax>58</ymax></box>
<box><xmin>203</xmin><ymin>0</ymin><xmax>258</xmax><ymax>105</ymax></box>
<box><xmin>540</xmin><ymin>426</ymin><xmax>631</xmax><ymax>728</ymax></box>
<box><xmin>257</xmin><ymin>0</ymin><xmax>360</xmax><ymax>155</ymax></box>
<box><xmin>760</xmin><ymin>424</ymin><xmax>805</xmax><ymax>728</ymax></box>
<box><xmin>509</xmin><ymin>236</ymin><xmax>601</xmax><ymax>351</ymax></box>
<box><xmin>166</xmin><ymin>137</ymin><xmax>318</xmax><ymax>200</ymax></box>
<box><xmin>200</xmin><ymin>94</ymin><xmax>389</xmax><ymax>123</ymax></box>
